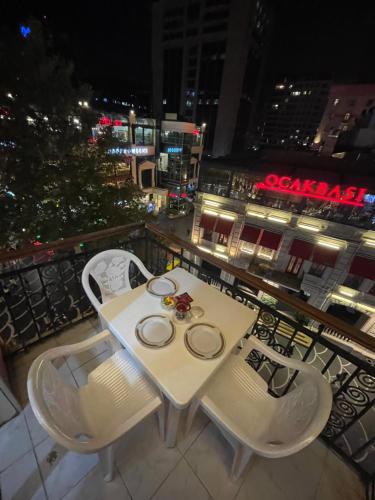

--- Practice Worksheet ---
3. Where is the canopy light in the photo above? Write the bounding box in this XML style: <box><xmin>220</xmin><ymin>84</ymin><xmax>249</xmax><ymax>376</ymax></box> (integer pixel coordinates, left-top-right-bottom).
<box><xmin>219</xmin><ymin>214</ymin><xmax>235</xmax><ymax>220</ymax></box>
<box><xmin>241</xmin><ymin>248</ymin><xmax>254</xmax><ymax>255</ymax></box>
<box><xmin>317</xmin><ymin>240</ymin><xmax>341</xmax><ymax>250</ymax></box>
<box><xmin>204</xmin><ymin>209</ymin><xmax>218</xmax><ymax>216</ymax></box>
<box><xmin>364</xmin><ymin>239</ymin><xmax>375</xmax><ymax>247</ymax></box>
<box><xmin>214</xmin><ymin>252</ymin><xmax>228</xmax><ymax>260</ymax></box>
<box><xmin>247</xmin><ymin>210</ymin><xmax>266</xmax><ymax>219</ymax></box>
<box><xmin>256</xmin><ymin>174</ymin><xmax>367</xmax><ymax>207</ymax></box>
<box><xmin>197</xmin><ymin>246</ymin><xmax>212</xmax><ymax>254</ymax></box>
<box><xmin>267</xmin><ymin>215</ymin><xmax>289</xmax><ymax>224</ymax></box>
<box><xmin>297</xmin><ymin>223</ymin><xmax>320</xmax><ymax>232</ymax></box>
<box><xmin>340</xmin><ymin>289</ymin><xmax>357</xmax><ymax>297</ymax></box>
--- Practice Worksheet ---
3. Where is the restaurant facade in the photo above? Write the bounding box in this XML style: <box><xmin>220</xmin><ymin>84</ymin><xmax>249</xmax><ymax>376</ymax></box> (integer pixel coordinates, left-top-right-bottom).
<box><xmin>191</xmin><ymin>153</ymin><xmax>375</xmax><ymax>335</ymax></box>
<box><xmin>92</xmin><ymin>113</ymin><xmax>204</xmax><ymax>216</ymax></box>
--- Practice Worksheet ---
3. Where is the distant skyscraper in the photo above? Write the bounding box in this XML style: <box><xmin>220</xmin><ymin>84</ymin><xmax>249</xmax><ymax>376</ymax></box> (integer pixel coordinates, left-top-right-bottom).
<box><xmin>152</xmin><ymin>0</ymin><xmax>272</xmax><ymax>157</ymax></box>
<box><xmin>261</xmin><ymin>79</ymin><xmax>330</xmax><ymax>149</ymax></box>
<box><xmin>313</xmin><ymin>84</ymin><xmax>375</xmax><ymax>157</ymax></box>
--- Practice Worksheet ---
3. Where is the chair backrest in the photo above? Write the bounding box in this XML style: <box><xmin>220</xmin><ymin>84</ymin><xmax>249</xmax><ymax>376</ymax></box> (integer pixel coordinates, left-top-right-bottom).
<box><xmin>82</xmin><ymin>249</ymin><xmax>153</xmax><ymax>311</ymax></box>
<box><xmin>28</xmin><ymin>359</ymin><xmax>92</xmax><ymax>448</ymax></box>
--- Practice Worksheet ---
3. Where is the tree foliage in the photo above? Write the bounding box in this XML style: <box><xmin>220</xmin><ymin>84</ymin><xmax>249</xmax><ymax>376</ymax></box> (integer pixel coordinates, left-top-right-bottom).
<box><xmin>0</xmin><ymin>20</ymin><xmax>146</xmax><ymax>248</ymax></box>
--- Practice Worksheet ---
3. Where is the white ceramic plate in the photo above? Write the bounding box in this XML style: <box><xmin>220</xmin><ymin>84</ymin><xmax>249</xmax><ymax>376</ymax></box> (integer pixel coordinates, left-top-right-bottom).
<box><xmin>185</xmin><ymin>323</ymin><xmax>225</xmax><ymax>359</ymax></box>
<box><xmin>136</xmin><ymin>314</ymin><xmax>175</xmax><ymax>348</ymax></box>
<box><xmin>146</xmin><ymin>277</ymin><xmax>177</xmax><ymax>297</ymax></box>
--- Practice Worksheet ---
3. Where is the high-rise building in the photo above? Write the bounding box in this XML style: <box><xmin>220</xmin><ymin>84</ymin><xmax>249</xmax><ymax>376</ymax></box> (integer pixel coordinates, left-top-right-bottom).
<box><xmin>260</xmin><ymin>79</ymin><xmax>330</xmax><ymax>149</ymax></box>
<box><xmin>152</xmin><ymin>0</ymin><xmax>272</xmax><ymax>157</ymax></box>
<box><xmin>313</xmin><ymin>84</ymin><xmax>375</xmax><ymax>157</ymax></box>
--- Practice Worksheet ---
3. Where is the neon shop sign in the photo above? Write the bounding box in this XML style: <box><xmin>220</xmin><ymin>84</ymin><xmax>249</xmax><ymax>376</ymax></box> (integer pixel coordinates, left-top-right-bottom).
<box><xmin>256</xmin><ymin>174</ymin><xmax>368</xmax><ymax>207</ymax></box>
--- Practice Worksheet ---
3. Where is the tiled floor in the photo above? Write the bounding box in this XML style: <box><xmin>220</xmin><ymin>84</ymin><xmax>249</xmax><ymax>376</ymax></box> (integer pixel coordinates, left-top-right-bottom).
<box><xmin>1</xmin><ymin>319</ymin><xmax>366</xmax><ymax>500</ymax></box>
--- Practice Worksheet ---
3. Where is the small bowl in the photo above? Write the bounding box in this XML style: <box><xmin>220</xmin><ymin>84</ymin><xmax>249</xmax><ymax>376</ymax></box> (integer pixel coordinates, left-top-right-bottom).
<box><xmin>161</xmin><ymin>296</ymin><xmax>176</xmax><ymax>311</ymax></box>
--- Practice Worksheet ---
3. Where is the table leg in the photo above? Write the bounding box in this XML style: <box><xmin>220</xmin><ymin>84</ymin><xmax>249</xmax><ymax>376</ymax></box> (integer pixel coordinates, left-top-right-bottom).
<box><xmin>166</xmin><ymin>403</ymin><xmax>183</xmax><ymax>448</ymax></box>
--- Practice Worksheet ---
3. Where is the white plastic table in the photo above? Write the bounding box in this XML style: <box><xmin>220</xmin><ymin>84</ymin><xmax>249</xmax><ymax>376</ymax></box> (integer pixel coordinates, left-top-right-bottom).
<box><xmin>100</xmin><ymin>267</ymin><xmax>257</xmax><ymax>447</ymax></box>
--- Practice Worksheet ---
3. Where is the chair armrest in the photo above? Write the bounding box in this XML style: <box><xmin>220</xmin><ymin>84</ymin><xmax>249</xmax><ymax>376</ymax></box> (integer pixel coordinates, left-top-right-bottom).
<box><xmin>239</xmin><ymin>336</ymin><xmax>316</xmax><ymax>375</ymax></box>
<box><xmin>38</xmin><ymin>330</ymin><xmax>114</xmax><ymax>361</ymax></box>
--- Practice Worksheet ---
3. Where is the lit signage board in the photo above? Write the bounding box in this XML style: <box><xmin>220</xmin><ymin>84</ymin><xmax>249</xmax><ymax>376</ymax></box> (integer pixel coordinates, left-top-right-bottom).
<box><xmin>167</xmin><ymin>146</ymin><xmax>183</xmax><ymax>154</ymax></box>
<box><xmin>108</xmin><ymin>146</ymin><xmax>154</xmax><ymax>156</ymax></box>
<box><xmin>256</xmin><ymin>174</ymin><xmax>367</xmax><ymax>207</ymax></box>
<box><xmin>99</xmin><ymin>116</ymin><xmax>126</xmax><ymax>126</ymax></box>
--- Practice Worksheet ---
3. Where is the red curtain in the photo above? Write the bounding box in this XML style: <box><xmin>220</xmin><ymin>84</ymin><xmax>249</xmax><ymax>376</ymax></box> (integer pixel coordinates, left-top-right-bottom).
<box><xmin>240</xmin><ymin>225</ymin><xmax>261</xmax><ymax>243</ymax></box>
<box><xmin>349</xmin><ymin>256</ymin><xmax>375</xmax><ymax>280</ymax></box>
<box><xmin>199</xmin><ymin>214</ymin><xmax>217</xmax><ymax>231</ymax></box>
<box><xmin>312</xmin><ymin>246</ymin><xmax>338</xmax><ymax>267</ymax></box>
<box><xmin>215</xmin><ymin>219</ymin><xmax>234</xmax><ymax>235</ymax></box>
<box><xmin>289</xmin><ymin>239</ymin><xmax>314</xmax><ymax>260</ymax></box>
<box><xmin>259</xmin><ymin>230</ymin><xmax>282</xmax><ymax>250</ymax></box>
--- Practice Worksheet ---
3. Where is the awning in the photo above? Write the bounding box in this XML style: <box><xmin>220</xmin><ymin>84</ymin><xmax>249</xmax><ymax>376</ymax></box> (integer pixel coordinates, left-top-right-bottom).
<box><xmin>259</xmin><ymin>230</ymin><xmax>282</xmax><ymax>250</ymax></box>
<box><xmin>199</xmin><ymin>214</ymin><xmax>217</xmax><ymax>231</ymax></box>
<box><xmin>240</xmin><ymin>225</ymin><xmax>261</xmax><ymax>244</ymax></box>
<box><xmin>312</xmin><ymin>246</ymin><xmax>338</xmax><ymax>267</ymax></box>
<box><xmin>349</xmin><ymin>256</ymin><xmax>375</xmax><ymax>281</ymax></box>
<box><xmin>215</xmin><ymin>218</ymin><xmax>234</xmax><ymax>236</ymax></box>
<box><xmin>289</xmin><ymin>239</ymin><xmax>314</xmax><ymax>260</ymax></box>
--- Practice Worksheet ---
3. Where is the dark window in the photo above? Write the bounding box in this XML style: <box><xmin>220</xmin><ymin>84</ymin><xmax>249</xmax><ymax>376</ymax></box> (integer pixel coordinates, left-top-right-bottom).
<box><xmin>187</xmin><ymin>3</ymin><xmax>200</xmax><ymax>22</ymax></box>
<box><xmin>343</xmin><ymin>273</ymin><xmax>364</xmax><ymax>290</ymax></box>
<box><xmin>163</xmin><ymin>48</ymin><xmax>183</xmax><ymax>113</ymax></box>
<box><xmin>202</xmin><ymin>227</ymin><xmax>213</xmax><ymax>241</ymax></box>
<box><xmin>309</xmin><ymin>263</ymin><xmax>326</xmax><ymax>277</ymax></box>
<box><xmin>367</xmin><ymin>99</ymin><xmax>374</xmax><ymax>106</ymax></box>
<box><xmin>203</xmin><ymin>23</ymin><xmax>227</xmax><ymax>34</ymax></box>
<box><xmin>165</xmin><ymin>7</ymin><xmax>184</xmax><ymax>18</ymax></box>
<box><xmin>141</xmin><ymin>169</ymin><xmax>152</xmax><ymax>188</ymax></box>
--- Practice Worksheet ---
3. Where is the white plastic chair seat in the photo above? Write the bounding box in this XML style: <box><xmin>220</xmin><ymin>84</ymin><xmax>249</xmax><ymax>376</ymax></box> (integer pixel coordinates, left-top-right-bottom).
<box><xmin>200</xmin><ymin>355</ymin><xmax>277</xmax><ymax>453</ymax></box>
<box><xmin>186</xmin><ymin>336</ymin><xmax>332</xmax><ymax>480</ymax></box>
<box><xmin>28</xmin><ymin>330</ymin><xmax>165</xmax><ymax>481</ymax></box>
<box><xmin>81</xmin><ymin>349</ymin><xmax>161</xmax><ymax>441</ymax></box>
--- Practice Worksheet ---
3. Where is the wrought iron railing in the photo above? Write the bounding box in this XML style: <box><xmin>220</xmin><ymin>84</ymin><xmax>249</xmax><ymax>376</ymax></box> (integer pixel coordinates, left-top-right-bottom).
<box><xmin>0</xmin><ymin>222</ymin><xmax>374</xmax><ymax>496</ymax></box>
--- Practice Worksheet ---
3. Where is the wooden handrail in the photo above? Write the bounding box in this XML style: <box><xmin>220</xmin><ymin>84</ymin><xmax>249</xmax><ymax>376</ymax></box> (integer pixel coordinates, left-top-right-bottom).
<box><xmin>0</xmin><ymin>222</ymin><xmax>144</xmax><ymax>264</ymax></box>
<box><xmin>146</xmin><ymin>223</ymin><xmax>375</xmax><ymax>352</ymax></box>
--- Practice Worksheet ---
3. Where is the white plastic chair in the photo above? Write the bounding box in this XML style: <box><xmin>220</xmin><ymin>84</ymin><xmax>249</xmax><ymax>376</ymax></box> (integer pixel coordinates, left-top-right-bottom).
<box><xmin>82</xmin><ymin>249</ymin><xmax>153</xmax><ymax>313</ymax></box>
<box><xmin>27</xmin><ymin>330</ymin><xmax>165</xmax><ymax>481</ymax></box>
<box><xmin>186</xmin><ymin>336</ymin><xmax>332</xmax><ymax>481</ymax></box>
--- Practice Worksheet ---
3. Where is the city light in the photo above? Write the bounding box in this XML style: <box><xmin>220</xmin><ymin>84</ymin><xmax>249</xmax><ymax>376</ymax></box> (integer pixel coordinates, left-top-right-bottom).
<box><xmin>363</xmin><ymin>239</ymin><xmax>375</xmax><ymax>247</ymax></box>
<box><xmin>204</xmin><ymin>209</ymin><xmax>218</xmax><ymax>216</ymax></box>
<box><xmin>214</xmin><ymin>252</ymin><xmax>229</xmax><ymax>260</ymax></box>
<box><xmin>219</xmin><ymin>214</ymin><xmax>236</xmax><ymax>220</ymax></box>
<box><xmin>197</xmin><ymin>246</ymin><xmax>212</xmax><ymax>253</ymax></box>
<box><xmin>340</xmin><ymin>289</ymin><xmax>357</xmax><ymax>297</ymax></box>
<box><xmin>241</xmin><ymin>248</ymin><xmax>254</xmax><ymax>255</ymax></box>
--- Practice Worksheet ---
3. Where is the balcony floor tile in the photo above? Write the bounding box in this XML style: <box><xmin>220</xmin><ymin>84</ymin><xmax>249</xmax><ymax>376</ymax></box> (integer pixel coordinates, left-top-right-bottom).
<box><xmin>35</xmin><ymin>436</ymin><xmax>98</xmax><ymax>500</ymax></box>
<box><xmin>0</xmin><ymin>413</ymin><xmax>32</xmax><ymax>472</ymax></box>
<box><xmin>62</xmin><ymin>464</ymin><xmax>131</xmax><ymax>500</ymax></box>
<box><xmin>116</xmin><ymin>415</ymin><xmax>181</xmax><ymax>500</ymax></box>
<box><xmin>0</xmin><ymin>449</ymin><xmax>46</xmax><ymax>500</ymax></box>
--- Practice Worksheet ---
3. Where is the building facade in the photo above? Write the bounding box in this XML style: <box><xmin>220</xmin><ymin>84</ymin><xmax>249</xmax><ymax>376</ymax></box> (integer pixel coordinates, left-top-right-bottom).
<box><xmin>92</xmin><ymin>112</ymin><xmax>204</xmax><ymax>215</ymax></box>
<box><xmin>152</xmin><ymin>0</ymin><xmax>272</xmax><ymax>157</ymax></box>
<box><xmin>260</xmin><ymin>79</ymin><xmax>330</xmax><ymax>149</ymax></box>
<box><xmin>191</xmin><ymin>154</ymin><xmax>375</xmax><ymax>338</ymax></box>
<box><xmin>313</xmin><ymin>84</ymin><xmax>375</xmax><ymax>157</ymax></box>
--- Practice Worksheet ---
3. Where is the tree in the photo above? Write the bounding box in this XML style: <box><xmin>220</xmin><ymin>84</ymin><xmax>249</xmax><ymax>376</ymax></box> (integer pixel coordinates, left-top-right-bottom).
<box><xmin>0</xmin><ymin>20</ymin><xmax>146</xmax><ymax>249</ymax></box>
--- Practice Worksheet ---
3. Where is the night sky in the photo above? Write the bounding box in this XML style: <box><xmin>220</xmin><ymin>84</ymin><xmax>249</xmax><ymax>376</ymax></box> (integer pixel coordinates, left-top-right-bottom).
<box><xmin>2</xmin><ymin>0</ymin><xmax>375</xmax><ymax>97</ymax></box>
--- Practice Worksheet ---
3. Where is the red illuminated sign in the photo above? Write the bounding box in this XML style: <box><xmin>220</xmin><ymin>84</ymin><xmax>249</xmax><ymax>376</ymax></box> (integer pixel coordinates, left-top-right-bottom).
<box><xmin>256</xmin><ymin>174</ymin><xmax>367</xmax><ymax>207</ymax></box>
<box><xmin>99</xmin><ymin>116</ymin><xmax>126</xmax><ymax>127</ymax></box>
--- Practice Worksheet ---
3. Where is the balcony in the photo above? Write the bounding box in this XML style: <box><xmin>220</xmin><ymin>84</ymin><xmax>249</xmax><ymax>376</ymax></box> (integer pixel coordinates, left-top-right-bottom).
<box><xmin>0</xmin><ymin>223</ymin><xmax>372</xmax><ymax>500</ymax></box>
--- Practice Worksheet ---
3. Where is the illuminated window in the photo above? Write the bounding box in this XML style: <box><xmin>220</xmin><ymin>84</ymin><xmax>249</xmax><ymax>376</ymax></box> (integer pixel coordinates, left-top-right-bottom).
<box><xmin>272</xmin><ymin>104</ymin><xmax>279</xmax><ymax>109</ymax></box>
<box><xmin>257</xmin><ymin>246</ymin><xmax>275</xmax><ymax>261</ymax></box>
<box><xmin>286</xmin><ymin>256</ymin><xmax>303</xmax><ymax>275</ymax></box>
<box><xmin>333</xmin><ymin>98</ymin><xmax>340</xmax><ymax>106</ymax></box>
<box><xmin>217</xmin><ymin>233</ymin><xmax>229</xmax><ymax>246</ymax></box>
<box><xmin>344</xmin><ymin>112</ymin><xmax>351</xmax><ymax>121</ymax></box>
